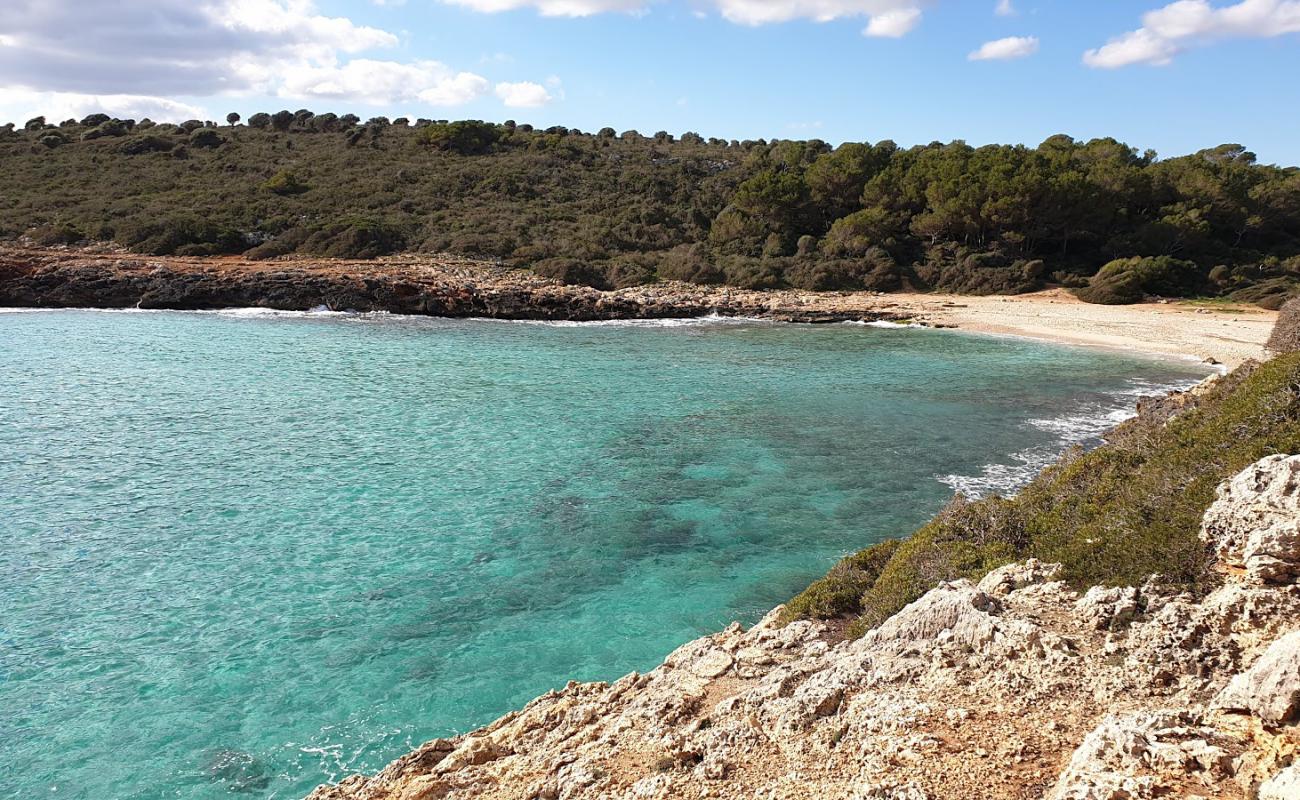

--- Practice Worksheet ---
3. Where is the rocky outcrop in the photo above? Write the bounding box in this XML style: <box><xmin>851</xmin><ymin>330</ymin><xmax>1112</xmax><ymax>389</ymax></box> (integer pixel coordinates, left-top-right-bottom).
<box><xmin>0</xmin><ymin>246</ymin><xmax>911</xmax><ymax>324</ymax></box>
<box><xmin>1202</xmin><ymin>454</ymin><xmax>1300</xmax><ymax>584</ymax></box>
<box><xmin>307</xmin><ymin>456</ymin><xmax>1300</xmax><ymax>800</ymax></box>
<box><xmin>1215</xmin><ymin>631</ymin><xmax>1300</xmax><ymax>726</ymax></box>
<box><xmin>1266</xmin><ymin>298</ymin><xmax>1300</xmax><ymax>354</ymax></box>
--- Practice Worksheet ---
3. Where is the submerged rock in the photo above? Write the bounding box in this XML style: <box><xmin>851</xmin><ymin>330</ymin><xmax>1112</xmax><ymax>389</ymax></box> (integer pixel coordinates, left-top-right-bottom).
<box><xmin>205</xmin><ymin>749</ymin><xmax>272</xmax><ymax>793</ymax></box>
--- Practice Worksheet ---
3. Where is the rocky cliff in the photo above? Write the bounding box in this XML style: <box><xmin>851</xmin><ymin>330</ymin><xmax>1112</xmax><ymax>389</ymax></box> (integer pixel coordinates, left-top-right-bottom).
<box><xmin>0</xmin><ymin>246</ymin><xmax>908</xmax><ymax>324</ymax></box>
<box><xmin>307</xmin><ymin>455</ymin><xmax>1300</xmax><ymax>800</ymax></box>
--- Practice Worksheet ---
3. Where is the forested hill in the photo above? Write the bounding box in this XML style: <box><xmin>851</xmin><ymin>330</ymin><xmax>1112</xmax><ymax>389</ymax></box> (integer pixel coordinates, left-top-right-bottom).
<box><xmin>4</xmin><ymin>112</ymin><xmax>1299</xmax><ymax>306</ymax></box>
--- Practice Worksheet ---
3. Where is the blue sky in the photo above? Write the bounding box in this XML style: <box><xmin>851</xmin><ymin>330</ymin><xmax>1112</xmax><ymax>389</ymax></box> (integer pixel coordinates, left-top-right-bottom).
<box><xmin>2</xmin><ymin>0</ymin><xmax>1299</xmax><ymax>164</ymax></box>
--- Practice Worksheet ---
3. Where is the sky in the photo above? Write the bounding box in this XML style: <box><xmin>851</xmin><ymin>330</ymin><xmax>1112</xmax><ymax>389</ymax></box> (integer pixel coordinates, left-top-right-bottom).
<box><xmin>2</xmin><ymin>0</ymin><xmax>1299</xmax><ymax>164</ymax></box>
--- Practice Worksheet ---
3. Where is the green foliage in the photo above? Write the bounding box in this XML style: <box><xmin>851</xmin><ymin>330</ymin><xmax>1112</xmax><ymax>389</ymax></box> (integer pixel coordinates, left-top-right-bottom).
<box><xmin>1077</xmin><ymin>256</ymin><xmax>1203</xmax><ymax>304</ymax></box>
<box><xmin>189</xmin><ymin>128</ymin><xmax>224</xmax><ymax>149</ymax></box>
<box><xmin>299</xmin><ymin>218</ymin><xmax>407</xmax><ymax>259</ymax></box>
<box><xmin>789</xmin><ymin>353</ymin><xmax>1300</xmax><ymax>637</ymax></box>
<box><xmin>418</xmin><ymin>120</ymin><xmax>501</xmax><ymax>155</ymax></box>
<box><xmin>261</xmin><ymin>170</ymin><xmax>309</xmax><ymax>196</ymax></box>
<box><xmin>118</xmin><ymin>135</ymin><xmax>176</xmax><ymax>156</ymax></box>
<box><xmin>26</xmin><ymin>221</ymin><xmax>85</xmax><ymax>246</ymax></box>
<box><xmin>532</xmin><ymin>257</ymin><xmax>611</xmax><ymax>289</ymax></box>
<box><xmin>114</xmin><ymin>215</ymin><xmax>245</xmax><ymax>256</ymax></box>
<box><xmin>2</xmin><ymin>118</ymin><xmax>1299</xmax><ymax>290</ymax></box>
<box><xmin>780</xmin><ymin>539</ymin><xmax>902</xmax><ymax>622</ymax></box>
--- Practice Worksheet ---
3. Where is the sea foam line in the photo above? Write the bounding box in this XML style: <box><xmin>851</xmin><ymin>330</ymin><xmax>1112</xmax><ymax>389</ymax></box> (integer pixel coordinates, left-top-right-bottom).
<box><xmin>937</xmin><ymin>374</ymin><xmax>1209</xmax><ymax>499</ymax></box>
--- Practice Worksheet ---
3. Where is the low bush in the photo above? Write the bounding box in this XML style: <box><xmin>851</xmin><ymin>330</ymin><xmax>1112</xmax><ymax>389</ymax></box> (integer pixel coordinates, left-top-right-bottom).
<box><xmin>261</xmin><ymin>170</ymin><xmax>309</xmax><ymax>196</ymax></box>
<box><xmin>26</xmin><ymin>222</ymin><xmax>85</xmax><ymax>246</ymax></box>
<box><xmin>532</xmin><ymin>257</ymin><xmax>609</xmax><ymax>289</ymax></box>
<box><xmin>782</xmin><ymin>352</ymin><xmax>1300</xmax><ymax>637</ymax></box>
<box><xmin>114</xmin><ymin>216</ymin><xmax>245</xmax><ymax>255</ymax></box>
<box><xmin>1077</xmin><ymin>256</ymin><xmax>1203</xmax><ymax>304</ymax></box>
<box><xmin>298</xmin><ymin>218</ymin><xmax>406</xmax><ymax>259</ymax></box>
<box><xmin>118</xmin><ymin>135</ymin><xmax>176</xmax><ymax>156</ymax></box>
<box><xmin>781</xmin><ymin>539</ymin><xmax>901</xmax><ymax>622</ymax></box>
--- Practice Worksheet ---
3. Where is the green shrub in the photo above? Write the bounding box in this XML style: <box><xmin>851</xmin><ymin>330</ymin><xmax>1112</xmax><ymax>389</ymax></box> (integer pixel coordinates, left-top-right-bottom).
<box><xmin>26</xmin><ymin>222</ymin><xmax>85</xmax><ymax>246</ymax></box>
<box><xmin>114</xmin><ymin>216</ymin><xmax>245</xmax><ymax>255</ymax></box>
<box><xmin>1077</xmin><ymin>256</ymin><xmax>1203</xmax><ymax>304</ymax></box>
<box><xmin>797</xmin><ymin>352</ymin><xmax>1300</xmax><ymax>638</ymax></box>
<box><xmin>189</xmin><ymin>128</ymin><xmax>224</xmax><ymax>149</ymax></box>
<box><xmin>781</xmin><ymin>539</ymin><xmax>901</xmax><ymax>622</ymax></box>
<box><xmin>299</xmin><ymin>218</ymin><xmax>406</xmax><ymax>259</ymax></box>
<box><xmin>118</xmin><ymin>135</ymin><xmax>176</xmax><ymax>156</ymax></box>
<box><xmin>261</xmin><ymin>170</ymin><xmax>309</xmax><ymax>196</ymax></box>
<box><xmin>243</xmin><ymin>228</ymin><xmax>311</xmax><ymax>260</ymax></box>
<box><xmin>418</xmin><ymin>120</ymin><xmax>501</xmax><ymax>155</ymax></box>
<box><xmin>656</xmin><ymin>244</ymin><xmax>724</xmax><ymax>284</ymax></box>
<box><xmin>532</xmin><ymin>257</ymin><xmax>609</xmax><ymax>289</ymax></box>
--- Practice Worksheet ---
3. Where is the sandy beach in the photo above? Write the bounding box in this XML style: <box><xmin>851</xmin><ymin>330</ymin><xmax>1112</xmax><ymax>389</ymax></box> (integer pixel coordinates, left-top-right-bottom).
<box><xmin>892</xmin><ymin>289</ymin><xmax>1278</xmax><ymax>368</ymax></box>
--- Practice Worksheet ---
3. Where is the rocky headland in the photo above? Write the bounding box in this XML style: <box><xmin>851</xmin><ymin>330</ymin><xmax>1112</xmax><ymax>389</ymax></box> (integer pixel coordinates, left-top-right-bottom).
<box><xmin>308</xmin><ymin>454</ymin><xmax>1300</xmax><ymax>800</ymax></box>
<box><xmin>0</xmin><ymin>245</ymin><xmax>911</xmax><ymax>324</ymax></box>
<box><xmin>0</xmin><ymin>245</ymin><xmax>1279</xmax><ymax>366</ymax></box>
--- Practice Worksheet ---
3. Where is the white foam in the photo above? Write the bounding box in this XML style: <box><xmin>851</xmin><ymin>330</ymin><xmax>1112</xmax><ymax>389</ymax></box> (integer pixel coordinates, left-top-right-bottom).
<box><xmin>937</xmin><ymin>374</ymin><xmax>1209</xmax><ymax>499</ymax></box>
<box><xmin>476</xmin><ymin>313</ymin><xmax>770</xmax><ymax>328</ymax></box>
<box><xmin>861</xmin><ymin>320</ymin><xmax>927</xmax><ymax>329</ymax></box>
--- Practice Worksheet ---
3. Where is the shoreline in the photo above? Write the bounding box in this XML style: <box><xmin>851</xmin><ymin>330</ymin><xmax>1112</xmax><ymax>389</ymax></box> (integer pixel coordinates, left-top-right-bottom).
<box><xmin>0</xmin><ymin>246</ymin><xmax>1277</xmax><ymax>367</ymax></box>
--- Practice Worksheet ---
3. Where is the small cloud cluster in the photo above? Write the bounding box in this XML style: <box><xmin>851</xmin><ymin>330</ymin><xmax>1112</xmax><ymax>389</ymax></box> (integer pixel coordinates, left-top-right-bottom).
<box><xmin>450</xmin><ymin>0</ymin><xmax>930</xmax><ymax>36</ymax></box>
<box><xmin>969</xmin><ymin>35</ymin><xmax>1039</xmax><ymax>60</ymax></box>
<box><xmin>1085</xmin><ymin>0</ymin><xmax>1300</xmax><ymax>68</ymax></box>
<box><xmin>494</xmin><ymin>80</ymin><xmax>553</xmax><ymax>107</ymax></box>
<box><xmin>0</xmin><ymin>0</ymin><xmax>555</xmax><ymax>123</ymax></box>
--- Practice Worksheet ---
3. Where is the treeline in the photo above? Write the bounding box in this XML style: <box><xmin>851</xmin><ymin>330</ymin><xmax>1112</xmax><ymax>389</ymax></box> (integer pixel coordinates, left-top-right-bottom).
<box><xmin>3</xmin><ymin>112</ymin><xmax>1299</xmax><ymax>306</ymax></box>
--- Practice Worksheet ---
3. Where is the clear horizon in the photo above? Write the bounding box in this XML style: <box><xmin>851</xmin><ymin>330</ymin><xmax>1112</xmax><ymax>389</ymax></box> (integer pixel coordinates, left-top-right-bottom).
<box><xmin>2</xmin><ymin>0</ymin><xmax>1299</xmax><ymax>165</ymax></box>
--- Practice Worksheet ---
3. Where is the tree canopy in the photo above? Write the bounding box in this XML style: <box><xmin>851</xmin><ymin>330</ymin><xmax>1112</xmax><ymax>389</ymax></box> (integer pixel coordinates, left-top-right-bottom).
<box><xmin>3</xmin><ymin>113</ymin><xmax>1298</xmax><ymax>306</ymax></box>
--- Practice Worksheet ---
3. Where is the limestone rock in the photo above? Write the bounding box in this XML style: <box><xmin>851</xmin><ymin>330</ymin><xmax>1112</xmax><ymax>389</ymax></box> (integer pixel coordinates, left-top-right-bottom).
<box><xmin>1214</xmin><ymin>629</ymin><xmax>1300</xmax><ymax>725</ymax></box>
<box><xmin>1201</xmin><ymin>454</ymin><xmax>1300</xmax><ymax>584</ymax></box>
<box><xmin>1048</xmin><ymin>711</ymin><xmax>1223</xmax><ymax>800</ymax></box>
<box><xmin>1259</xmin><ymin>765</ymin><xmax>1300</xmax><ymax>800</ymax></box>
<box><xmin>1075</xmin><ymin>586</ymin><xmax>1140</xmax><ymax>630</ymax></box>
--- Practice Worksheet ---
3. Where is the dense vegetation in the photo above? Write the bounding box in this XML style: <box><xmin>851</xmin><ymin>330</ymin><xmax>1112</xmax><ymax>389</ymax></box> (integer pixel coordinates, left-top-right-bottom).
<box><xmin>782</xmin><ymin>349</ymin><xmax>1300</xmax><ymax>635</ymax></box>
<box><xmin>3</xmin><ymin>112</ymin><xmax>1300</xmax><ymax>305</ymax></box>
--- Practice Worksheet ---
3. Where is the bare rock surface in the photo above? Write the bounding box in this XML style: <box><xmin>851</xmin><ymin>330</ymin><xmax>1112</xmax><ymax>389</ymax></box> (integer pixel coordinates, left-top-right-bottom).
<box><xmin>1202</xmin><ymin>454</ymin><xmax>1300</xmax><ymax>584</ymax></box>
<box><xmin>308</xmin><ymin>456</ymin><xmax>1300</xmax><ymax>800</ymax></box>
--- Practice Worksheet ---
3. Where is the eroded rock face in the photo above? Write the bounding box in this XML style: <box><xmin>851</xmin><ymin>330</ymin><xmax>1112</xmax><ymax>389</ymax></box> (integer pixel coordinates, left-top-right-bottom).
<box><xmin>1215</xmin><ymin>630</ymin><xmax>1300</xmax><ymax>726</ymax></box>
<box><xmin>1259</xmin><ymin>764</ymin><xmax>1300</xmax><ymax>800</ymax></box>
<box><xmin>1201</xmin><ymin>454</ymin><xmax>1300</xmax><ymax>585</ymax></box>
<box><xmin>306</xmin><ymin>458</ymin><xmax>1300</xmax><ymax>800</ymax></box>
<box><xmin>1048</xmin><ymin>711</ymin><xmax>1236</xmax><ymax>800</ymax></box>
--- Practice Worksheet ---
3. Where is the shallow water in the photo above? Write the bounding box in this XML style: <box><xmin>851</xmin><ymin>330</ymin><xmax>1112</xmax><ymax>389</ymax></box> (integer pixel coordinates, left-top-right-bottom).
<box><xmin>0</xmin><ymin>310</ymin><xmax>1209</xmax><ymax>798</ymax></box>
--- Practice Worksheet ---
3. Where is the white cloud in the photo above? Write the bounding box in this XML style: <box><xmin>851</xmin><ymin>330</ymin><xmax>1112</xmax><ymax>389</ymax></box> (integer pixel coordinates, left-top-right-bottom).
<box><xmin>0</xmin><ymin>88</ymin><xmax>207</xmax><ymax>124</ymax></box>
<box><xmin>1085</xmin><ymin>0</ymin><xmax>1300</xmax><ymax>68</ymax></box>
<box><xmin>0</xmin><ymin>0</ymin><xmax>543</xmax><ymax>121</ymax></box>
<box><xmin>968</xmin><ymin>34</ymin><xmax>1039</xmax><ymax>60</ymax></box>
<box><xmin>708</xmin><ymin>0</ymin><xmax>924</xmax><ymax>27</ymax></box>
<box><xmin>441</xmin><ymin>0</ymin><xmax>643</xmax><ymax>16</ymax></box>
<box><xmin>444</xmin><ymin>0</ymin><xmax>929</xmax><ymax>31</ymax></box>
<box><xmin>863</xmin><ymin>7</ymin><xmax>922</xmax><ymax>36</ymax></box>
<box><xmin>494</xmin><ymin>80</ymin><xmax>553</xmax><ymax>107</ymax></box>
<box><xmin>995</xmin><ymin>0</ymin><xmax>1015</xmax><ymax>15</ymax></box>
<box><xmin>279</xmin><ymin>59</ymin><xmax>488</xmax><ymax>105</ymax></box>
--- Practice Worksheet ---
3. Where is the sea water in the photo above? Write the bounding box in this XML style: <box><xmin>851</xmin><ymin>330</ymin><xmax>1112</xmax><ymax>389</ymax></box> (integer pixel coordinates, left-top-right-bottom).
<box><xmin>0</xmin><ymin>310</ymin><xmax>1210</xmax><ymax>798</ymax></box>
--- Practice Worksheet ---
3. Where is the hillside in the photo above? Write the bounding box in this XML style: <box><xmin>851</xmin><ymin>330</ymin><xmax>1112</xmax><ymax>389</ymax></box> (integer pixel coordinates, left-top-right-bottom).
<box><xmin>3</xmin><ymin>113</ymin><xmax>1299</xmax><ymax>306</ymax></box>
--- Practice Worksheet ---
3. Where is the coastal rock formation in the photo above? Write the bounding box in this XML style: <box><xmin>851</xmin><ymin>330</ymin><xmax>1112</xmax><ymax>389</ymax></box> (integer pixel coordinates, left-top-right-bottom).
<box><xmin>1267</xmin><ymin>298</ymin><xmax>1300</xmax><ymax>354</ymax></box>
<box><xmin>308</xmin><ymin>456</ymin><xmax>1300</xmax><ymax>800</ymax></box>
<box><xmin>1202</xmin><ymin>454</ymin><xmax>1300</xmax><ymax>584</ymax></box>
<box><xmin>0</xmin><ymin>246</ymin><xmax>909</xmax><ymax>324</ymax></box>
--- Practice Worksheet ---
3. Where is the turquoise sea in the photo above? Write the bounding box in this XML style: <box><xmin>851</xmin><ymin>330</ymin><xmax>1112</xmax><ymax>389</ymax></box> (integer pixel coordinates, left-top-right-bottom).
<box><xmin>0</xmin><ymin>309</ymin><xmax>1209</xmax><ymax>798</ymax></box>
